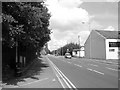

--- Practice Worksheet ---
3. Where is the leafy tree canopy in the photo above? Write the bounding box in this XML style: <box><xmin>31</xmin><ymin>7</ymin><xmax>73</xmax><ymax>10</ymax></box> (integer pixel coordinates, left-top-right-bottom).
<box><xmin>2</xmin><ymin>2</ymin><xmax>51</xmax><ymax>50</ymax></box>
<box><xmin>52</xmin><ymin>42</ymin><xmax>80</xmax><ymax>55</ymax></box>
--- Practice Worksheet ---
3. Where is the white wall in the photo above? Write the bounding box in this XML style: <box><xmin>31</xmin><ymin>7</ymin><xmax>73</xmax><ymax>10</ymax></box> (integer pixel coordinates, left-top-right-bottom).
<box><xmin>72</xmin><ymin>51</ymin><xmax>85</xmax><ymax>57</ymax></box>
<box><xmin>106</xmin><ymin>39</ymin><xmax>120</xmax><ymax>59</ymax></box>
<box><xmin>80</xmin><ymin>51</ymin><xmax>85</xmax><ymax>57</ymax></box>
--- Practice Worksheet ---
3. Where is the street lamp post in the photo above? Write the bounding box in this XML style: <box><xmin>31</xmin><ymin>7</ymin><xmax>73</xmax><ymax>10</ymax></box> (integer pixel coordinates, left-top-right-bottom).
<box><xmin>88</xmin><ymin>17</ymin><xmax>91</xmax><ymax>59</ymax></box>
<box><xmin>82</xmin><ymin>16</ymin><xmax>91</xmax><ymax>58</ymax></box>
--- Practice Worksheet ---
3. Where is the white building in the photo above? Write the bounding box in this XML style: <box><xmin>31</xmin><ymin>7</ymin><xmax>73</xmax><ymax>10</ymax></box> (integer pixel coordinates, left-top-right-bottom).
<box><xmin>84</xmin><ymin>30</ymin><xmax>120</xmax><ymax>59</ymax></box>
<box><xmin>72</xmin><ymin>46</ymin><xmax>85</xmax><ymax>57</ymax></box>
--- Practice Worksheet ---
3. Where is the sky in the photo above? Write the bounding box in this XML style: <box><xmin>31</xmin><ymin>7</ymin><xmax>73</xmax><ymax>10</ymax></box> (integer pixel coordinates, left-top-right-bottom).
<box><xmin>45</xmin><ymin>0</ymin><xmax>118</xmax><ymax>51</ymax></box>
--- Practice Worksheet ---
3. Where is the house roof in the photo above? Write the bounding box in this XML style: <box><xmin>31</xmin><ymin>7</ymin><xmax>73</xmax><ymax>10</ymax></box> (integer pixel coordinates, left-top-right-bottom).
<box><xmin>73</xmin><ymin>49</ymin><xmax>80</xmax><ymax>52</ymax></box>
<box><xmin>95</xmin><ymin>30</ymin><xmax>120</xmax><ymax>39</ymax></box>
<box><xmin>73</xmin><ymin>47</ymin><xmax>84</xmax><ymax>52</ymax></box>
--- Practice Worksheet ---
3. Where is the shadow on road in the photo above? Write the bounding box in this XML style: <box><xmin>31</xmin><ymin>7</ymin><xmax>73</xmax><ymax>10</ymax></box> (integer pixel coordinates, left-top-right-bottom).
<box><xmin>3</xmin><ymin>58</ymin><xmax>49</xmax><ymax>85</ymax></box>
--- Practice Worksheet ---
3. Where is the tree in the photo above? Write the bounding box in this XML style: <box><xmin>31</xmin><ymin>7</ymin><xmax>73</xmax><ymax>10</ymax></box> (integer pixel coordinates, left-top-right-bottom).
<box><xmin>2</xmin><ymin>1</ymin><xmax>51</xmax><ymax>77</ymax></box>
<box><xmin>2</xmin><ymin>2</ymin><xmax>51</xmax><ymax>50</ymax></box>
<box><xmin>54</xmin><ymin>43</ymin><xmax>80</xmax><ymax>56</ymax></box>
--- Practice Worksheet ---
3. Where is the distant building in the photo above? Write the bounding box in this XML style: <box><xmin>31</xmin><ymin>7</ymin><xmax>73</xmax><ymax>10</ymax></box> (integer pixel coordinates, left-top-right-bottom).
<box><xmin>72</xmin><ymin>46</ymin><xmax>85</xmax><ymax>57</ymax></box>
<box><xmin>84</xmin><ymin>30</ymin><xmax>120</xmax><ymax>59</ymax></box>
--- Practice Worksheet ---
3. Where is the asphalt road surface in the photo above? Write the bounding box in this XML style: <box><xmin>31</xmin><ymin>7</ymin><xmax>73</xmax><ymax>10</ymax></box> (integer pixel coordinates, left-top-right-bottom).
<box><xmin>47</xmin><ymin>55</ymin><xmax>118</xmax><ymax>88</ymax></box>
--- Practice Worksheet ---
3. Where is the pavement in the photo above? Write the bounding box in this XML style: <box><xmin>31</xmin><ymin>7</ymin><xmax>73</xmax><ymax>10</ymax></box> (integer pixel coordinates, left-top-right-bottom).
<box><xmin>2</xmin><ymin>56</ymin><xmax>62</xmax><ymax>89</ymax></box>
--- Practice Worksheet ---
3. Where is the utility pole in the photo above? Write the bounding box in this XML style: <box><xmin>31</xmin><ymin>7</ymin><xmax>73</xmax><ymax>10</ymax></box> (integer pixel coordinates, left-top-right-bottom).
<box><xmin>61</xmin><ymin>47</ymin><xmax>63</xmax><ymax>56</ymax></box>
<box><xmin>78</xmin><ymin>35</ymin><xmax>80</xmax><ymax>58</ymax></box>
<box><xmin>62</xmin><ymin>47</ymin><xmax>63</xmax><ymax>56</ymax></box>
<box><xmin>88</xmin><ymin>16</ymin><xmax>91</xmax><ymax>59</ymax></box>
<box><xmin>16</xmin><ymin>39</ymin><xmax>18</xmax><ymax>63</ymax></box>
<box><xmin>81</xmin><ymin>16</ymin><xmax>91</xmax><ymax>58</ymax></box>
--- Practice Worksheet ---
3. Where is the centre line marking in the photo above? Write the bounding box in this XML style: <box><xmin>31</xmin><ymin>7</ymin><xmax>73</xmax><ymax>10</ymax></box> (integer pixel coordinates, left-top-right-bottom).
<box><xmin>67</xmin><ymin>62</ymin><xmax>71</xmax><ymax>64</ymax></box>
<box><xmin>74</xmin><ymin>64</ymin><xmax>78</xmax><ymax>66</ymax></box>
<box><xmin>87</xmin><ymin>68</ymin><xmax>104</xmax><ymax>75</ymax></box>
<box><xmin>74</xmin><ymin>64</ymin><xmax>82</xmax><ymax>68</ymax></box>
<box><xmin>77</xmin><ymin>65</ymin><xmax>82</xmax><ymax>68</ymax></box>
<box><xmin>87</xmin><ymin>68</ymin><xmax>93</xmax><ymax>71</ymax></box>
<box><xmin>88</xmin><ymin>64</ymin><xmax>98</xmax><ymax>67</ymax></box>
<box><xmin>92</xmin><ymin>70</ymin><xmax>104</xmax><ymax>75</ymax></box>
<box><xmin>106</xmin><ymin>67</ymin><xmax>118</xmax><ymax>71</ymax></box>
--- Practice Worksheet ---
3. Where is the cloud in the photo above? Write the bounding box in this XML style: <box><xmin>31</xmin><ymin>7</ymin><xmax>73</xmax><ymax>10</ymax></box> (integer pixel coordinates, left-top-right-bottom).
<box><xmin>82</xmin><ymin>0</ymin><xmax>119</xmax><ymax>2</ymax></box>
<box><xmin>46</xmin><ymin>0</ymin><xmax>89</xmax><ymax>31</ymax></box>
<box><xmin>59</xmin><ymin>0</ymin><xmax>83</xmax><ymax>8</ymax></box>
<box><xmin>90</xmin><ymin>20</ymin><xmax>103</xmax><ymax>30</ymax></box>
<box><xmin>103</xmin><ymin>26</ymin><xmax>115</xmax><ymax>31</ymax></box>
<box><xmin>45</xmin><ymin>0</ymin><xmax>103</xmax><ymax>51</ymax></box>
<box><xmin>106</xmin><ymin>0</ymin><xmax>120</xmax><ymax>2</ymax></box>
<box><xmin>48</xmin><ymin>32</ymin><xmax>67</xmax><ymax>50</ymax></box>
<box><xmin>77</xmin><ymin>31</ymin><xmax>90</xmax><ymax>45</ymax></box>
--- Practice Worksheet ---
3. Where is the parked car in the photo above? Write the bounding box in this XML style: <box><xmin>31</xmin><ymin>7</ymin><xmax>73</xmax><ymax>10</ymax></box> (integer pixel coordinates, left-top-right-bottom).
<box><xmin>55</xmin><ymin>54</ymin><xmax>58</xmax><ymax>56</ymax></box>
<box><xmin>64</xmin><ymin>53</ymin><xmax>72</xmax><ymax>59</ymax></box>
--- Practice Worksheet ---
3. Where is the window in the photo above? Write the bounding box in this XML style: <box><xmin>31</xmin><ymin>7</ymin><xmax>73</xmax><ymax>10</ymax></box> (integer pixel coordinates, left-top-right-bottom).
<box><xmin>75</xmin><ymin>51</ymin><xmax>77</xmax><ymax>54</ymax></box>
<box><xmin>109</xmin><ymin>42</ymin><xmax>120</xmax><ymax>47</ymax></box>
<box><xmin>109</xmin><ymin>49</ymin><xmax>115</xmax><ymax>52</ymax></box>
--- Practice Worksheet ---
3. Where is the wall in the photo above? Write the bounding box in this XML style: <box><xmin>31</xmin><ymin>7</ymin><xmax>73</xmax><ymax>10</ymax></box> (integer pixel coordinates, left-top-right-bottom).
<box><xmin>84</xmin><ymin>33</ymin><xmax>91</xmax><ymax>58</ymax></box>
<box><xmin>72</xmin><ymin>51</ymin><xmax>84</xmax><ymax>57</ymax></box>
<box><xmin>85</xmin><ymin>31</ymin><xmax>106</xmax><ymax>59</ymax></box>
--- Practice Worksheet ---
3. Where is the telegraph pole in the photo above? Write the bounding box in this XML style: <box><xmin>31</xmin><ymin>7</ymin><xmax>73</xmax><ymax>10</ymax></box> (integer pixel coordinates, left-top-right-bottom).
<box><xmin>88</xmin><ymin>16</ymin><xmax>91</xmax><ymax>59</ymax></box>
<box><xmin>16</xmin><ymin>39</ymin><xmax>18</xmax><ymax>63</ymax></box>
<box><xmin>78</xmin><ymin>35</ymin><xmax>80</xmax><ymax>58</ymax></box>
<box><xmin>81</xmin><ymin>16</ymin><xmax>91</xmax><ymax>58</ymax></box>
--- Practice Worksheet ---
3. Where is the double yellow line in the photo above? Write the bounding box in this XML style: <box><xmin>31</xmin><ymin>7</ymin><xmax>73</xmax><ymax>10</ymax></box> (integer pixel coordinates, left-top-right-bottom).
<box><xmin>46</xmin><ymin>56</ymin><xmax>78</xmax><ymax>90</ymax></box>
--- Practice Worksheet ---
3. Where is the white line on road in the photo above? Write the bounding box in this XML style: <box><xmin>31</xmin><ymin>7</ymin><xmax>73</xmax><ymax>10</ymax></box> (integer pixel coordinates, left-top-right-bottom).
<box><xmin>56</xmin><ymin>66</ymin><xmax>77</xmax><ymax>89</ymax></box>
<box><xmin>67</xmin><ymin>62</ymin><xmax>71</xmax><ymax>64</ymax></box>
<box><xmin>74</xmin><ymin>64</ymin><xmax>78</xmax><ymax>66</ymax></box>
<box><xmin>106</xmin><ymin>67</ymin><xmax>118</xmax><ymax>71</ymax></box>
<box><xmin>88</xmin><ymin>64</ymin><xmax>98</xmax><ymax>67</ymax></box>
<box><xmin>87</xmin><ymin>68</ymin><xmax>93</xmax><ymax>71</ymax></box>
<box><xmin>77</xmin><ymin>65</ymin><xmax>82</xmax><ymax>68</ymax></box>
<box><xmin>46</xmin><ymin>57</ymin><xmax>66</xmax><ymax>88</ymax></box>
<box><xmin>50</xmin><ymin>60</ymin><xmax>72</xmax><ymax>88</ymax></box>
<box><xmin>47</xmin><ymin>57</ymin><xmax>71</xmax><ymax>88</ymax></box>
<box><xmin>47</xmin><ymin>57</ymin><xmax>77</xmax><ymax>89</ymax></box>
<box><xmin>92</xmin><ymin>70</ymin><xmax>104</xmax><ymax>75</ymax></box>
<box><xmin>87</xmin><ymin>68</ymin><xmax>104</xmax><ymax>75</ymax></box>
<box><xmin>53</xmin><ymin>66</ymin><xmax>66</xmax><ymax>88</ymax></box>
<box><xmin>74</xmin><ymin>64</ymin><xmax>82</xmax><ymax>68</ymax></box>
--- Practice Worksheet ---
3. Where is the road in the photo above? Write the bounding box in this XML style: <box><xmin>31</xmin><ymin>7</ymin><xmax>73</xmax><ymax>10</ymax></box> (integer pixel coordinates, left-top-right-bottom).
<box><xmin>47</xmin><ymin>55</ymin><xmax>118</xmax><ymax>88</ymax></box>
<box><xmin>3</xmin><ymin>55</ymin><xmax>118</xmax><ymax>89</ymax></box>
